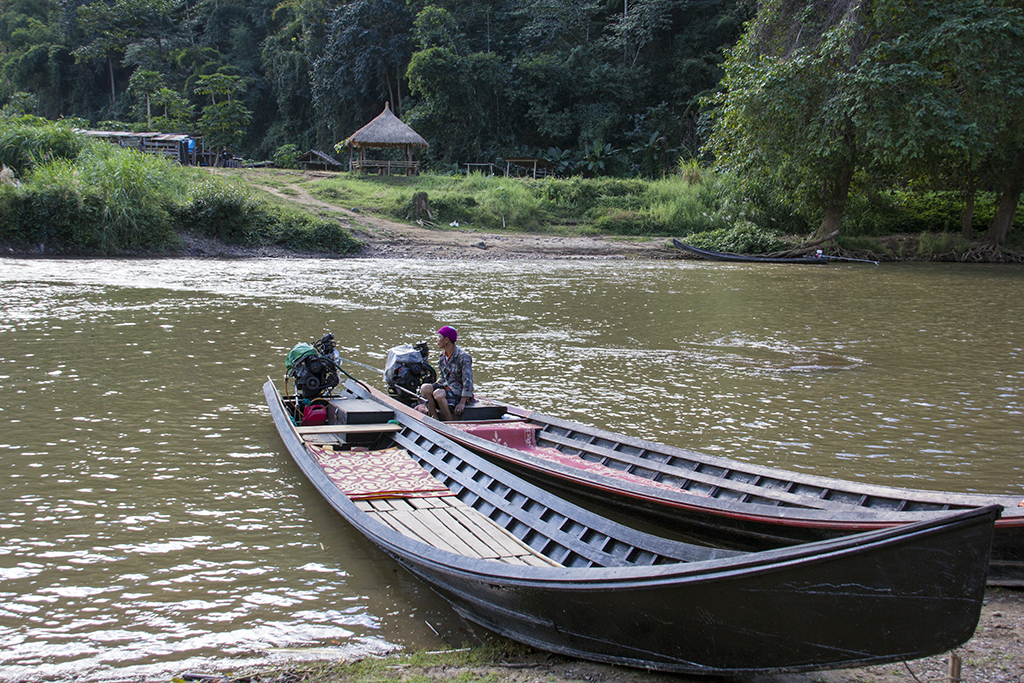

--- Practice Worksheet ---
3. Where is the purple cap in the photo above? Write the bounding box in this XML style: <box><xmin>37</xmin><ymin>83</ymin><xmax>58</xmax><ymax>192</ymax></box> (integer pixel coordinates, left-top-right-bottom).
<box><xmin>437</xmin><ymin>326</ymin><xmax>457</xmax><ymax>342</ymax></box>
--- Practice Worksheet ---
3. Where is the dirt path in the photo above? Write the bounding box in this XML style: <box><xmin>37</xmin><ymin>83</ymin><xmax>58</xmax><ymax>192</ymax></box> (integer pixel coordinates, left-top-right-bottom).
<box><xmin>237</xmin><ymin>169</ymin><xmax>672</xmax><ymax>260</ymax></box>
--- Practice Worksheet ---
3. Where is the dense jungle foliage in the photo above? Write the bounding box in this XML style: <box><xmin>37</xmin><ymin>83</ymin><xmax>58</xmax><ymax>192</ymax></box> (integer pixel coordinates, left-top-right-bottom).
<box><xmin>0</xmin><ymin>0</ymin><xmax>750</xmax><ymax>169</ymax></box>
<box><xmin>0</xmin><ymin>0</ymin><xmax>1022</xmax><ymax>250</ymax></box>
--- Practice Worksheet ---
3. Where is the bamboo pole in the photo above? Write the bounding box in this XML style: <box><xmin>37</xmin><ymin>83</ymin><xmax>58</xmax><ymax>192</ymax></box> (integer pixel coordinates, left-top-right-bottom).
<box><xmin>948</xmin><ymin>653</ymin><xmax>961</xmax><ymax>683</ymax></box>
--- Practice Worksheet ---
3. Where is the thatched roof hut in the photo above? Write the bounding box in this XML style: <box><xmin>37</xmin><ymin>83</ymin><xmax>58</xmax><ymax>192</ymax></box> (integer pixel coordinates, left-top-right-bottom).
<box><xmin>338</xmin><ymin>103</ymin><xmax>428</xmax><ymax>175</ymax></box>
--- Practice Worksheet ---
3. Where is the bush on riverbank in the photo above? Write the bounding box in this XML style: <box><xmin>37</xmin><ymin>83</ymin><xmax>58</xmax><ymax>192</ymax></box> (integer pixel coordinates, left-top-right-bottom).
<box><xmin>0</xmin><ymin>120</ymin><xmax>359</xmax><ymax>256</ymax></box>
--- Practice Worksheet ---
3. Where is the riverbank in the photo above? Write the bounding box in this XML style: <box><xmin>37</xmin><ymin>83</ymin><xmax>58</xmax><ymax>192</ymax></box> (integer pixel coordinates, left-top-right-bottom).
<box><xmin>206</xmin><ymin>587</ymin><xmax>1024</xmax><ymax>683</ymax></box>
<box><xmin>4</xmin><ymin>164</ymin><xmax>1022</xmax><ymax>261</ymax></box>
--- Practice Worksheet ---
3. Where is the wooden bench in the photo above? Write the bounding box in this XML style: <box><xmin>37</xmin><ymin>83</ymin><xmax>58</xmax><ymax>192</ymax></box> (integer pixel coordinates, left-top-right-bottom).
<box><xmin>298</xmin><ymin>422</ymin><xmax>402</xmax><ymax>445</ymax></box>
<box><xmin>296</xmin><ymin>423</ymin><xmax>402</xmax><ymax>434</ymax></box>
<box><xmin>356</xmin><ymin>495</ymin><xmax>561</xmax><ymax>567</ymax></box>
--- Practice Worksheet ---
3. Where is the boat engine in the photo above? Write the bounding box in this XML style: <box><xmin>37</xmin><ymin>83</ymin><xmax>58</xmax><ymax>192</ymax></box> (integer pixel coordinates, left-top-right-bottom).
<box><xmin>286</xmin><ymin>333</ymin><xmax>341</xmax><ymax>399</ymax></box>
<box><xmin>384</xmin><ymin>341</ymin><xmax>436</xmax><ymax>405</ymax></box>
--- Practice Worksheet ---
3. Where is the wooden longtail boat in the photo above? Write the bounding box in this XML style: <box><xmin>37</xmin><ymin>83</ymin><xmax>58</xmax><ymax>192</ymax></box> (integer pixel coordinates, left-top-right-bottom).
<box><xmin>672</xmin><ymin>239</ymin><xmax>832</xmax><ymax>263</ymax></box>
<box><xmin>265</xmin><ymin>377</ymin><xmax>998</xmax><ymax>675</ymax></box>
<box><xmin>350</xmin><ymin>380</ymin><xmax>1024</xmax><ymax>586</ymax></box>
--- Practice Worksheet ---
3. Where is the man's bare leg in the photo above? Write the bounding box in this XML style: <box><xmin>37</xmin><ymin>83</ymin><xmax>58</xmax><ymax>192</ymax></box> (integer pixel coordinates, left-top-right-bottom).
<box><xmin>433</xmin><ymin>388</ymin><xmax>453</xmax><ymax>421</ymax></box>
<box><xmin>420</xmin><ymin>384</ymin><xmax>438</xmax><ymax>417</ymax></box>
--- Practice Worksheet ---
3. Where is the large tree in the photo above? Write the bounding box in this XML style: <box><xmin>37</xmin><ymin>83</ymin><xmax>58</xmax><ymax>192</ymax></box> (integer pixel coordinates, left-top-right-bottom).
<box><xmin>311</xmin><ymin>0</ymin><xmax>413</xmax><ymax>142</ymax></box>
<box><xmin>705</xmin><ymin>0</ymin><xmax>872</xmax><ymax>238</ymax></box>
<box><xmin>707</xmin><ymin>0</ymin><xmax>1024</xmax><ymax>241</ymax></box>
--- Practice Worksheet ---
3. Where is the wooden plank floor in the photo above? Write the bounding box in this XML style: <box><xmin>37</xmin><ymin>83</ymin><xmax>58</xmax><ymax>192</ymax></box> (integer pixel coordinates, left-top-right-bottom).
<box><xmin>355</xmin><ymin>495</ymin><xmax>562</xmax><ymax>567</ymax></box>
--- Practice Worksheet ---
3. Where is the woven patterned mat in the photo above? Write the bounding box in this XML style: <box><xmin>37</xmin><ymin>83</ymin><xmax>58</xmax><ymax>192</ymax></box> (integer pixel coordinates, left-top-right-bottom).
<box><xmin>311</xmin><ymin>446</ymin><xmax>453</xmax><ymax>500</ymax></box>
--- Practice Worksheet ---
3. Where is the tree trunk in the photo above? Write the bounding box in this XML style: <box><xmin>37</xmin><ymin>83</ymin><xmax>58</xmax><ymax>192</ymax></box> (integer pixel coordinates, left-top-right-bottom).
<box><xmin>412</xmin><ymin>192</ymin><xmax>432</xmax><ymax>220</ymax></box>
<box><xmin>961</xmin><ymin>166</ymin><xmax>976</xmax><ymax>240</ymax></box>
<box><xmin>986</xmin><ymin>147</ymin><xmax>1024</xmax><ymax>246</ymax></box>
<box><xmin>815</xmin><ymin>164</ymin><xmax>854</xmax><ymax>239</ymax></box>
<box><xmin>395</xmin><ymin>67</ymin><xmax>402</xmax><ymax>114</ymax></box>
<box><xmin>107</xmin><ymin>55</ymin><xmax>116</xmax><ymax>104</ymax></box>
<box><xmin>384</xmin><ymin>71</ymin><xmax>395</xmax><ymax>111</ymax></box>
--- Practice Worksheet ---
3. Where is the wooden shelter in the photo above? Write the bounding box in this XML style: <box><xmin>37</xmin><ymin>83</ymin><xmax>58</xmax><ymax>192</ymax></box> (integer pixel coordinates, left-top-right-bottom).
<box><xmin>76</xmin><ymin>129</ymin><xmax>206</xmax><ymax>165</ymax></box>
<box><xmin>340</xmin><ymin>103</ymin><xmax>428</xmax><ymax>175</ymax></box>
<box><xmin>296</xmin><ymin>149</ymin><xmax>343</xmax><ymax>171</ymax></box>
<box><xmin>504</xmin><ymin>157</ymin><xmax>554</xmax><ymax>179</ymax></box>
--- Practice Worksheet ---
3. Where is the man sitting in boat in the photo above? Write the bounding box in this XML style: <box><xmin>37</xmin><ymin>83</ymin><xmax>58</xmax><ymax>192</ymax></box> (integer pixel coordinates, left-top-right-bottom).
<box><xmin>419</xmin><ymin>325</ymin><xmax>473</xmax><ymax>421</ymax></box>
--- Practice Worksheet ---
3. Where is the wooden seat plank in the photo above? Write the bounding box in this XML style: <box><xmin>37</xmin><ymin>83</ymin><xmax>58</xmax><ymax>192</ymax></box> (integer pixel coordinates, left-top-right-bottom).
<box><xmin>303</xmin><ymin>434</ymin><xmax>345</xmax><ymax>445</ymax></box>
<box><xmin>297</xmin><ymin>423</ymin><xmax>402</xmax><ymax>435</ymax></box>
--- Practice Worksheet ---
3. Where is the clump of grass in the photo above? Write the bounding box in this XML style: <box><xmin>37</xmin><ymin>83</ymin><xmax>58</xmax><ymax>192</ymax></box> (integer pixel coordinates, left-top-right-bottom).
<box><xmin>307</xmin><ymin>170</ymin><xmax>736</xmax><ymax>237</ymax></box>
<box><xmin>916</xmin><ymin>231</ymin><xmax>974</xmax><ymax>260</ymax></box>
<box><xmin>0</xmin><ymin>116</ymin><xmax>84</xmax><ymax>174</ymax></box>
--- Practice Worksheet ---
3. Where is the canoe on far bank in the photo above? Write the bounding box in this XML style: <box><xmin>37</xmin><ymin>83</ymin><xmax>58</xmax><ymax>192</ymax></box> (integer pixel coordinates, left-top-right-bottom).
<box><xmin>671</xmin><ymin>238</ymin><xmax>833</xmax><ymax>263</ymax></box>
<box><xmin>265</xmin><ymin>377</ymin><xmax>999</xmax><ymax>676</ymax></box>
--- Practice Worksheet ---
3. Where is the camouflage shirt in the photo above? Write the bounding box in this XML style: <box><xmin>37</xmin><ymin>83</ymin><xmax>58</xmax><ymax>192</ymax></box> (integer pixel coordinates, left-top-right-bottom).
<box><xmin>438</xmin><ymin>344</ymin><xmax>473</xmax><ymax>399</ymax></box>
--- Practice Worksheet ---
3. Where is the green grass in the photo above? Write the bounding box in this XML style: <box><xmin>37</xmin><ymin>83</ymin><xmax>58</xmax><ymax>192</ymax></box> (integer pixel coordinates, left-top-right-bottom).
<box><xmin>306</xmin><ymin>171</ymin><xmax>735</xmax><ymax>237</ymax></box>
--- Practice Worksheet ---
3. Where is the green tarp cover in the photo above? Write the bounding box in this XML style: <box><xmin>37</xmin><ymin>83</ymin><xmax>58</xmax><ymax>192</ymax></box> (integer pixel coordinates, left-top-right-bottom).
<box><xmin>286</xmin><ymin>343</ymin><xmax>316</xmax><ymax>373</ymax></box>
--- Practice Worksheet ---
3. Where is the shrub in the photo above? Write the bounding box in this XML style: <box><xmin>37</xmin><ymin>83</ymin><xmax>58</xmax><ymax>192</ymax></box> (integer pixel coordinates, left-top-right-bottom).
<box><xmin>178</xmin><ymin>176</ymin><xmax>268</xmax><ymax>244</ymax></box>
<box><xmin>0</xmin><ymin>119</ymin><xmax>84</xmax><ymax>174</ymax></box>
<box><xmin>273</xmin><ymin>144</ymin><xmax>300</xmax><ymax>169</ymax></box>
<box><xmin>176</xmin><ymin>175</ymin><xmax>359</xmax><ymax>254</ymax></box>
<box><xmin>685</xmin><ymin>222</ymin><xmax>789</xmax><ymax>253</ymax></box>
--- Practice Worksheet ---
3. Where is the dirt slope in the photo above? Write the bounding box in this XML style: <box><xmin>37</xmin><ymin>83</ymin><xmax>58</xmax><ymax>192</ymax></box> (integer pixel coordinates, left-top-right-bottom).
<box><xmin>236</xmin><ymin>169</ymin><xmax>672</xmax><ymax>260</ymax></box>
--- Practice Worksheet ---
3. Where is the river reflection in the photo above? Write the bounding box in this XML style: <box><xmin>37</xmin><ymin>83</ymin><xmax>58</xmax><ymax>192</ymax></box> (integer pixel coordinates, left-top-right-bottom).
<box><xmin>1</xmin><ymin>257</ymin><xmax>1022</xmax><ymax>680</ymax></box>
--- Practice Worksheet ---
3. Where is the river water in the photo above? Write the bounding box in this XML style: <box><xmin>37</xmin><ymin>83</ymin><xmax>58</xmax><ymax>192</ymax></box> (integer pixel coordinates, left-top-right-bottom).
<box><xmin>1</xmin><ymin>257</ymin><xmax>1022</xmax><ymax>680</ymax></box>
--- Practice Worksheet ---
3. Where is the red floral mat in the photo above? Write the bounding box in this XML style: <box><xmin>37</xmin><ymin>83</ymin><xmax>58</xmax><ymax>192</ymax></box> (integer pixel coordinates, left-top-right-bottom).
<box><xmin>452</xmin><ymin>422</ymin><xmax>696</xmax><ymax>495</ymax></box>
<box><xmin>311</xmin><ymin>446</ymin><xmax>454</xmax><ymax>500</ymax></box>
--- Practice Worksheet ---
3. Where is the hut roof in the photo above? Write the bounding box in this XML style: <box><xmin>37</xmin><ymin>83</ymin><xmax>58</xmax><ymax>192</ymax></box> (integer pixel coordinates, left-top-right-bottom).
<box><xmin>343</xmin><ymin>103</ymin><xmax>428</xmax><ymax>149</ymax></box>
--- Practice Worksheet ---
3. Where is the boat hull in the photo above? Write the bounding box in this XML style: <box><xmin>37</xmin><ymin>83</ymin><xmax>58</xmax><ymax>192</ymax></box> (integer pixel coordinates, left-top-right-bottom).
<box><xmin>672</xmin><ymin>239</ymin><xmax>830</xmax><ymax>263</ymax></box>
<box><xmin>390</xmin><ymin>515</ymin><xmax>994</xmax><ymax>673</ymax></box>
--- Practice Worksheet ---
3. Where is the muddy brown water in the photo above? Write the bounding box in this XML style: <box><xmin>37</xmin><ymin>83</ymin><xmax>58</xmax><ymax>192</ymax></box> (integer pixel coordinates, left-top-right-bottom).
<box><xmin>1</xmin><ymin>258</ymin><xmax>1022</xmax><ymax>680</ymax></box>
